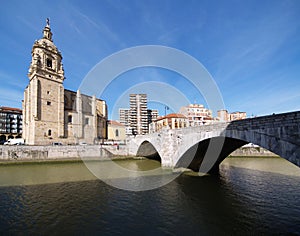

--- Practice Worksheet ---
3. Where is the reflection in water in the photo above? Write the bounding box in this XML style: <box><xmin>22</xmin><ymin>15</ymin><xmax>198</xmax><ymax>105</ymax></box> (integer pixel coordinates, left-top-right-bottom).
<box><xmin>0</xmin><ymin>157</ymin><xmax>299</xmax><ymax>235</ymax></box>
<box><xmin>0</xmin><ymin>162</ymin><xmax>97</xmax><ymax>187</ymax></box>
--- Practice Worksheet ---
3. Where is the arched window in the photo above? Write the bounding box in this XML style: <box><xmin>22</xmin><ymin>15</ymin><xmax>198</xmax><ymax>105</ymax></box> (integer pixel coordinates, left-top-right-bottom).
<box><xmin>115</xmin><ymin>129</ymin><xmax>119</xmax><ymax>137</ymax></box>
<box><xmin>46</xmin><ymin>58</ymin><xmax>52</xmax><ymax>68</ymax></box>
<box><xmin>48</xmin><ymin>129</ymin><xmax>52</xmax><ymax>136</ymax></box>
<box><xmin>68</xmin><ymin>115</ymin><xmax>72</xmax><ymax>123</ymax></box>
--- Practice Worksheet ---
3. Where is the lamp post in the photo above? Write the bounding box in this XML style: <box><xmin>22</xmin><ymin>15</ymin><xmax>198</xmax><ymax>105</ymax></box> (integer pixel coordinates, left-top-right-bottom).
<box><xmin>164</xmin><ymin>106</ymin><xmax>169</xmax><ymax>117</ymax></box>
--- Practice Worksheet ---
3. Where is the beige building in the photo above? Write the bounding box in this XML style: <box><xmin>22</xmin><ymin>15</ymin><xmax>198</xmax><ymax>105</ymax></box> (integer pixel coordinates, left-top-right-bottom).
<box><xmin>149</xmin><ymin>113</ymin><xmax>189</xmax><ymax>133</ymax></box>
<box><xmin>229</xmin><ymin>111</ymin><xmax>247</xmax><ymax>121</ymax></box>
<box><xmin>179</xmin><ymin>104</ymin><xmax>214</xmax><ymax>126</ymax></box>
<box><xmin>22</xmin><ymin>20</ymin><xmax>107</xmax><ymax>145</ymax></box>
<box><xmin>217</xmin><ymin>110</ymin><xmax>247</xmax><ymax>122</ymax></box>
<box><xmin>107</xmin><ymin>120</ymin><xmax>126</xmax><ymax>142</ymax></box>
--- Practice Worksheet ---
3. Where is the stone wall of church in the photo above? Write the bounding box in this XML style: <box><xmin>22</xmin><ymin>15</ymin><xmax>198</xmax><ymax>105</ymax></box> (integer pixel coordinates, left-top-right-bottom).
<box><xmin>22</xmin><ymin>20</ymin><xmax>107</xmax><ymax>146</ymax></box>
<box><xmin>62</xmin><ymin>90</ymin><xmax>107</xmax><ymax>145</ymax></box>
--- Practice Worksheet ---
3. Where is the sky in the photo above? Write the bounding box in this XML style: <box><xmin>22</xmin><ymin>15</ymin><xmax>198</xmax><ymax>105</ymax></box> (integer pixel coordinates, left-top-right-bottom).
<box><xmin>0</xmin><ymin>0</ymin><xmax>300</xmax><ymax>120</ymax></box>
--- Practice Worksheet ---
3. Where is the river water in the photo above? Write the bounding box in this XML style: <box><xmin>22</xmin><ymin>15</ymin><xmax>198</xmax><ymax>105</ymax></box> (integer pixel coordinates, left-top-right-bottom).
<box><xmin>0</xmin><ymin>157</ymin><xmax>299</xmax><ymax>235</ymax></box>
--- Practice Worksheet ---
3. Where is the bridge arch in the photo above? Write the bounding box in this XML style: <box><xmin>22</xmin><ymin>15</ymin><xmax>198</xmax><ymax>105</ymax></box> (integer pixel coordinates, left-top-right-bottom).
<box><xmin>128</xmin><ymin>111</ymin><xmax>300</xmax><ymax>172</ymax></box>
<box><xmin>224</xmin><ymin>129</ymin><xmax>299</xmax><ymax>165</ymax></box>
<box><xmin>175</xmin><ymin>137</ymin><xmax>247</xmax><ymax>172</ymax></box>
<box><xmin>136</xmin><ymin>141</ymin><xmax>162</xmax><ymax>162</ymax></box>
<box><xmin>175</xmin><ymin>128</ymin><xmax>299</xmax><ymax>172</ymax></box>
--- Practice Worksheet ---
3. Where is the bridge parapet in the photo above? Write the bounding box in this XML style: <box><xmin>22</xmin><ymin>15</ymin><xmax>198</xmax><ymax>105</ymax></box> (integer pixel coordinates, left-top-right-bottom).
<box><xmin>127</xmin><ymin>111</ymin><xmax>300</xmax><ymax>171</ymax></box>
<box><xmin>228</xmin><ymin>111</ymin><xmax>300</xmax><ymax>130</ymax></box>
<box><xmin>226</xmin><ymin>111</ymin><xmax>300</xmax><ymax>145</ymax></box>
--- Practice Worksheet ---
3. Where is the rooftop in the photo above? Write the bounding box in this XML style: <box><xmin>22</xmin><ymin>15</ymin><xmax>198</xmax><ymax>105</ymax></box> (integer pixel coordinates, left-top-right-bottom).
<box><xmin>0</xmin><ymin>107</ymin><xmax>22</xmax><ymax>113</ymax></box>
<box><xmin>108</xmin><ymin>120</ymin><xmax>124</xmax><ymax>126</ymax></box>
<box><xmin>155</xmin><ymin>113</ymin><xmax>187</xmax><ymax>122</ymax></box>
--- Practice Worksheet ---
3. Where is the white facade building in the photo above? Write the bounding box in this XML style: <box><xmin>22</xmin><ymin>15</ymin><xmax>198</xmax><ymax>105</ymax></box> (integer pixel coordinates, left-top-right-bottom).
<box><xmin>179</xmin><ymin>104</ymin><xmax>214</xmax><ymax>126</ymax></box>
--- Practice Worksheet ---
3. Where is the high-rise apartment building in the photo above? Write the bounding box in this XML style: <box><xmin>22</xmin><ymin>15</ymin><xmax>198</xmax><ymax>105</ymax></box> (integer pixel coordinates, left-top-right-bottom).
<box><xmin>119</xmin><ymin>95</ymin><xmax>159</xmax><ymax>135</ymax></box>
<box><xmin>147</xmin><ymin>109</ymin><xmax>158</xmax><ymax>124</ymax></box>
<box><xmin>119</xmin><ymin>108</ymin><xmax>130</xmax><ymax>126</ymax></box>
<box><xmin>129</xmin><ymin>94</ymin><xmax>148</xmax><ymax>135</ymax></box>
<box><xmin>119</xmin><ymin>108</ymin><xmax>132</xmax><ymax>135</ymax></box>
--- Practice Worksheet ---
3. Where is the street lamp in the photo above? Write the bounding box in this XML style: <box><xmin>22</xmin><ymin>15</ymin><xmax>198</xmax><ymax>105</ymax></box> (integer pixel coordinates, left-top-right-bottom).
<box><xmin>164</xmin><ymin>106</ymin><xmax>169</xmax><ymax>117</ymax></box>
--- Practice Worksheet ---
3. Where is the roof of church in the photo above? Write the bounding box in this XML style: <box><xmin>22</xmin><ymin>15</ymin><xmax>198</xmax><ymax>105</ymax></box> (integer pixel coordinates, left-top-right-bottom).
<box><xmin>33</xmin><ymin>18</ymin><xmax>60</xmax><ymax>55</ymax></box>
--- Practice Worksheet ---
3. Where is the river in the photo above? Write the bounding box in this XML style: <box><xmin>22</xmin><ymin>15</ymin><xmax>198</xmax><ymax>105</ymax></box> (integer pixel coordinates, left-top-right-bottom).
<box><xmin>0</xmin><ymin>157</ymin><xmax>299</xmax><ymax>235</ymax></box>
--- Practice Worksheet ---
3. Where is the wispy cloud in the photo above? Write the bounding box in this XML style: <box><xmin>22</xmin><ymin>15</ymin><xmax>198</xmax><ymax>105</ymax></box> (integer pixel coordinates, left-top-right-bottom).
<box><xmin>215</xmin><ymin>4</ymin><xmax>300</xmax><ymax>82</ymax></box>
<box><xmin>17</xmin><ymin>16</ymin><xmax>40</xmax><ymax>34</ymax></box>
<box><xmin>72</xmin><ymin>6</ymin><xmax>126</xmax><ymax>48</ymax></box>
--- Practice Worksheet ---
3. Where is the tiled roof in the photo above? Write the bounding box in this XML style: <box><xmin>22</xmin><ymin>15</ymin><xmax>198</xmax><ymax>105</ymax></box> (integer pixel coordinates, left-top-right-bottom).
<box><xmin>0</xmin><ymin>107</ymin><xmax>22</xmax><ymax>113</ymax></box>
<box><xmin>108</xmin><ymin>120</ymin><xmax>124</xmax><ymax>126</ymax></box>
<box><xmin>155</xmin><ymin>113</ymin><xmax>187</xmax><ymax>122</ymax></box>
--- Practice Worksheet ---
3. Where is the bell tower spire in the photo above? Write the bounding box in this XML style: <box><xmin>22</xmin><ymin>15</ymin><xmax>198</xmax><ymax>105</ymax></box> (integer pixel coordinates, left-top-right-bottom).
<box><xmin>43</xmin><ymin>17</ymin><xmax>53</xmax><ymax>41</ymax></box>
<box><xmin>28</xmin><ymin>18</ymin><xmax>64</xmax><ymax>83</ymax></box>
<box><xmin>24</xmin><ymin>19</ymin><xmax>65</xmax><ymax>145</ymax></box>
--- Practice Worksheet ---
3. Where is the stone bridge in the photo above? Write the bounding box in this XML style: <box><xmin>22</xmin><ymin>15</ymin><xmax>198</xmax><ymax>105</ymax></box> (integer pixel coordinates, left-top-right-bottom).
<box><xmin>126</xmin><ymin>111</ymin><xmax>300</xmax><ymax>173</ymax></box>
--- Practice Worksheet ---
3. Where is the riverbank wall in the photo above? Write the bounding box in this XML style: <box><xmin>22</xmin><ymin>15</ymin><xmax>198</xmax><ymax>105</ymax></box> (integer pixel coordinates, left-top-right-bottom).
<box><xmin>0</xmin><ymin>145</ymin><xmax>114</xmax><ymax>162</ymax></box>
<box><xmin>230</xmin><ymin>146</ymin><xmax>279</xmax><ymax>157</ymax></box>
<box><xmin>0</xmin><ymin>144</ymin><xmax>278</xmax><ymax>162</ymax></box>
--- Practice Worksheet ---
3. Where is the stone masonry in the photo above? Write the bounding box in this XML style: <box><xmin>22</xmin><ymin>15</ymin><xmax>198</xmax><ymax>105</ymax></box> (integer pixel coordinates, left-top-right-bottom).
<box><xmin>127</xmin><ymin>111</ymin><xmax>300</xmax><ymax>172</ymax></box>
<box><xmin>23</xmin><ymin>20</ymin><xmax>107</xmax><ymax>145</ymax></box>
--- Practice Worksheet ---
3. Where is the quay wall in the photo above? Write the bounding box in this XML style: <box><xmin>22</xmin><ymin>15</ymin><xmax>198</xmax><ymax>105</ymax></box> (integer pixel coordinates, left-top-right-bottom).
<box><xmin>230</xmin><ymin>147</ymin><xmax>279</xmax><ymax>157</ymax></box>
<box><xmin>103</xmin><ymin>145</ymin><xmax>129</xmax><ymax>156</ymax></box>
<box><xmin>0</xmin><ymin>144</ymin><xmax>278</xmax><ymax>162</ymax></box>
<box><xmin>0</xmin><ymin>145</ymin><xmax>114</xmax><ymax>162</ymax></box>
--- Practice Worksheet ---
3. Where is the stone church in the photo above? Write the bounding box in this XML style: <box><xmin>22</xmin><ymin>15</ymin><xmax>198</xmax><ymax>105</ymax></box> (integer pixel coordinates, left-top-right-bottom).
<box><xmin>22</xmin><ymin>20</ymin><xmax>107</xmax><ymax>145</ymax></box>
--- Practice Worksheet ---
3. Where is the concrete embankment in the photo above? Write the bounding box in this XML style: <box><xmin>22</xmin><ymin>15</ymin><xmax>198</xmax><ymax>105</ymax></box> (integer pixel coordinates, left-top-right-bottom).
<box><xmin>0</xmin><ymin>145</ymin><xmax>117</xmax><ymax>162</ymax></box>
<box><xmin>230</xmin><ymin>146</ymin><xmax>279</xmax><ymax>157</ymax></box>
<box><xmin>102</xmin><ymin>145</ymin><xmax>129</xmax><ymax>156</ymax></box>
<box><xmin>0</xmin><ymin>144</ymin><xmax>278</xmax><ymax>163</ymax></box>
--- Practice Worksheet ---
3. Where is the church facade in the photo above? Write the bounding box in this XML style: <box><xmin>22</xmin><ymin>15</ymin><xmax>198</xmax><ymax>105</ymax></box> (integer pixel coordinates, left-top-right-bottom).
<box><xmin>22</xmin><ymin>20</ymin><xmax>107</xmax><ymax>145</ymax></box>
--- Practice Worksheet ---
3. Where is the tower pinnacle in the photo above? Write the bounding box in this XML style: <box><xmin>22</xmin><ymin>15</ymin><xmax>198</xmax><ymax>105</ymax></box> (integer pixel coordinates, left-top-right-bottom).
<box><xmin>43</xmin><ymin>18</ymin><xmax>52</xmax><ymax>41</ymax></box>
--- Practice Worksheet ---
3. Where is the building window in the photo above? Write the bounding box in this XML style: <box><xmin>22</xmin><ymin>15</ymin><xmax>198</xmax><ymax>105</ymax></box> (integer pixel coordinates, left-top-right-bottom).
<box><xmin>85</xmin><ymin>118</ymin><xmax>89</xmax><ymax>125</ymax></box>
<box><xmin>48</xmin><ymin>129</ymin><xmax>52</xmax><ymax>136</ymax></box>
<box><xmin>47</xmin><ymin>91</ymin><xmax>50</xmax><ymax>95</ymax></box>
<box><xmin>68</xmin><ymin>115</ymin><xmax>72</xmax><ymax>123</ymax></box>
<box><xmin>46</xmin><ymin>58</ymin><xmax>52</xmax><ymax>68</ymax></box>
<box><xmin>115</xmin><ymin>129</ymin><xmax>119</xmax><ymax>137</ymax></box>
<box><xmin>47</xmin><ymin>101</ymin><xmax>51</xmax><ymax>105</ymax></box>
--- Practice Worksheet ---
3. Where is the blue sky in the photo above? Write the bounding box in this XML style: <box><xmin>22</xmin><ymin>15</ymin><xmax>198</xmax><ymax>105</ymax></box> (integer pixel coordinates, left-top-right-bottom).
<box><xmin>0</xmin><ymin>0</ymin><xmax>300</xmax><ymax>119</ymax></box>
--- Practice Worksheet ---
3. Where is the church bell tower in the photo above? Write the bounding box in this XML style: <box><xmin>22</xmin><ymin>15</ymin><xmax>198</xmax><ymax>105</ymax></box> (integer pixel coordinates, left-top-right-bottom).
<box><xmin>23</xmin><ymin>19</ymin><xmax>65</xmax><ymax>145</ymax></box>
